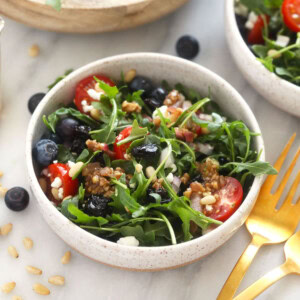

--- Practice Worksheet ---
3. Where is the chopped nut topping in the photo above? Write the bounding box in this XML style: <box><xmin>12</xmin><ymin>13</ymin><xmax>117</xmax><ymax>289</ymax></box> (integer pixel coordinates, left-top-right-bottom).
<box><xmin>163</xmin><ymin>90</ymin><xmax>185</xmax><ymax>106</ymax></box>
<box><xmin>122</xmin><ymin>101</ymin><xmax>141</xmax><ymax>113</ymax></box>
<box><xmin>181</xmin><ymin>173</ymin><xmax>190</xmax><ymax>185</ymax></box>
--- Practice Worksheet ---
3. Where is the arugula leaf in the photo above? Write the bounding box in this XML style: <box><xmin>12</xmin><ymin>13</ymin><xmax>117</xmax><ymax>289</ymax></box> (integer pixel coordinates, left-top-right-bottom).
<box><xmin>72</xmin><ymin>151</ymin><xmax>101</xmax><ymax>179</ymax></box>
<box><xmin>120</xmin><ymin>225</ymin><xmax>155</xmax><ymax>245</ymax></box>
<box><xmin>90</xmin><ymin>99</ymin><xmax>118</xmax><ymax>144</ymax></box>
<box><xmin>46</xmin><ymin>0</ymin><xmax>61</xmax><ymax>11</ymax></box>
<box><xmin>221</xmin><ymin>161</ymin><xmax>278</xmax><ymax>176</ymax></box>
<box><xmin>48</xmin><ymin>69</ymin><xmax>73</xmax><ymax>89</ymax></box>
<box><xmin>76</xmin><ymin>149</ymin><xmax>91</xmax><ymax>163</ymax></box>
<box><xmin>57</xmin><ymin>145</ymin><xmax>76</xmax><ymax>163</ymax></box>
<box><xmin>111</xmin><ymin>160</ymin><xmax>135</xmax><ymax>174</ymax></box>
<box><xmin>117</xmin><ymin>120</ymin><xmax>148</xmax><ymax>146</ymax></box>
<box><xmin>94</xmin><ymin>77</ymin><xmax>119</xmax><ymax>99</ymax></box>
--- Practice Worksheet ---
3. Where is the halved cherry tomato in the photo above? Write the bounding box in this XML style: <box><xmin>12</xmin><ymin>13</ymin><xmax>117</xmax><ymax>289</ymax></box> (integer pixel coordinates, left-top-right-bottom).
<box><xmin>48</xmin><ymin>163</ymin><xmax>79</xmax><ymax>201</ymax></box>
<box><xmin>114</xmin><ymin>126</ymin><xmax>133</xmax><ymax>160</ymax></box>
<box><xmin>282</xmin><ymin>0</ymin><xmax>300</xmax><ymax>32</ymax></box>
<box><xmin>74</xmin><ymin>75</ymin><xmax>115</xmax><ymax>113</ymax></box>
<box><xmin>248</xmin><ymin>15</ymin><xmax>270</xmax><ymax>44</ymax></box>
<box><xmin>205</xmin><ymin>177</ymin><xmax>243</xmax><ymax>222</ymax></box>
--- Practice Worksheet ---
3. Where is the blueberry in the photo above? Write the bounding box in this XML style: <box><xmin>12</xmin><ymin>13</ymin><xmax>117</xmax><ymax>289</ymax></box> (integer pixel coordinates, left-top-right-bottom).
<box><xmin>33</xmin><ymin>139</ymin><xmax>58</xmax><ymax>167</ymax></box>
<box><xmin>75</xmin><ymin>125</ymin><xmax>91</xmax><ymax>139</ymax></box>
<box><xmin>150</xmin><ymin>87</ymin><xmax>168</xmax><ymax>103</ymax></box>
<box><xmin>176</xmin><ymin>35</ymin><xmax>200</xmax><ymax>60</ymax></box>
<box><xmin>143</xmin><ymin>98</ymin><xmax>162</xmax><ymax>110</ymax></box>
<box><xmin>56</xmin><ymin>118</ymin><xmax>80</xmax><ymax>141</ymax></box>
<box><xmin>83</xmin><ymin>195</ymin><xmax>111</xmax><ymax>217</ymax></box>
<box><xmin>5</xmin><ymin>187</ymin><xmax>29</xmax><ymax>211</ymax></box>
<box><xmin>71</xmin><ymin>138</ymin><xmax>86</xmax><ymax>155</ymax></box>
<box><xmin>129</xmin><ymin>76</ymin><xmax>153</xmax><ymax>97</ymax></box>
<box><xmin>28</xmin><ymin>93</ymin><xmax>46</xmax><ymax>114</ymax></box>
<box><xmin>131</xmin><ymin>143</ymin><xmax>160</xmax><ymax>159</ymax></box>
<box><xmin>218</xmin><ymin>156</ymin><xmax>229</xmax><ymax>165</ymax></box>
<box><xmin>41</xmin><ymin>132</ymin><xmax>62</xmax><ymax>144</ymax></box>
<box><xmin>191</xmin><ymin>173</ymin><xmax>204</xmax><ymax>184</ymax></box>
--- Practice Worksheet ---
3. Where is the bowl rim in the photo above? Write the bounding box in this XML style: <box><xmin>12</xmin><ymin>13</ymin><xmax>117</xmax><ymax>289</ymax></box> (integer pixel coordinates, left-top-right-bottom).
<box><xmin>26</xmin><ymin>52</ymin><xmax>265</xmax><ymax>254</ymax></box>
<box><xmin>226</xmin><ymin>0</ymin><xmax>300</xmax><ymax>93</ymax></box>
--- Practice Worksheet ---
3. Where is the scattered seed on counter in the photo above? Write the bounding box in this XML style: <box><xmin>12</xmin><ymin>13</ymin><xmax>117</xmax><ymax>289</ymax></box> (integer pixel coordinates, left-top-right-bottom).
<box><xmin>26</xmin><ymin>265</ymin><xmax>42</xmax><ymax>275</ymax></box>
<box><xmin>7</xmin><ymin>246</ymin><xmax>19</xmax><ymax>258</ymax></box>
<box><xmin>1</xmin><ymin>282</ymin><xmax>16</xmax><ymax>294</ymax></box>
<box><xmin>28</xmin><ymin>44</ymin><xmax>40</xmax><ymax>57</ymax></box>
<box><xmin>0</xmin><ymin>171</ymin><xmax>3</xmax><ymax>177</ymax></box>
<box><xmin>1</xmin><ymin>223</ymin><xmax>13</xmax><ymax>236</ymax></box>
<box><xmin>12</xmin><ymin>296</ymin><xmax>22</xmax><ymax>300</ymax></box>
<box><xmin>33</xmin><ymin>283</ymin><xmax>50</xmax><ymax>295</ymax></box>
<box><xmin>61</xmin><ymin>251</ymin><xmax>71</xmax><ymax>264</ymax></box>
<box><xmin>23</xmin><ymin>237</ymin><xmax>34</xmax><ymax>250</ymax></box>
<box><xmin>48</xmin><ymin>275</ymin><xmax>65</xmax><ymax>286</ymax></box>
<box><xmin>0</xmin><ymin>186</ymin><xmax>8</xmax><ymax>197</ymax></box>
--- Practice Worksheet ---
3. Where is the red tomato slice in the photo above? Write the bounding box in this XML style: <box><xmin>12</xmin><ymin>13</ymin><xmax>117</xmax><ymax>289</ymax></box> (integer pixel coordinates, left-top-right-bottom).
<box><xmin>205</xmin><ymin>177</ymin><xmax>243</xmax><ymax>222</ymax></box>
<box><xmin>282</xmin><ymin>0</ymin><xmax>300</xmax><ymax>32</ymax></box>
<box><xmin>248</xmin><ymin>15</ymin><xmax>270</xmax><ymax>44</ymax></box>
<box><xmin>114</xmin><ymin>126</ymin><xmax>133</xmax><ymax>160</ymax></box>
<box><xmin>74</xmin><ymin>75</ymin><xmax>115</xmax><ymax>113</ymax></box>
<box><xmin>48</xmin><ymin>163</ymin><xmax>79</xmax><ymax>201</ymax></box>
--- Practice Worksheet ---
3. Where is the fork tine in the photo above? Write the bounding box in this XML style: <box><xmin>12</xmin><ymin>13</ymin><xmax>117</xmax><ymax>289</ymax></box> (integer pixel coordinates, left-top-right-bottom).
<box><xmin>273</xmin><ymin>147</ymin><xmax>300</xmax><ymax>200</ymax></box>
<box><xmin>262</xmin><ymin>133</ymin><xmax>296</xmax><ymax>193</ymax></box>
<box><xmin>281</xmin><ymin>171</ymin><xmax>300</xmax><ymax>210</ymax></box>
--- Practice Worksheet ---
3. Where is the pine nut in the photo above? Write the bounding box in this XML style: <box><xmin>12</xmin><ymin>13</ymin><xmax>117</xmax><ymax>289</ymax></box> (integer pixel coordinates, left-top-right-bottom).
<box><xmin>51</xmin><ymin>188</ymin><xmax>59</xmax><ymax>201</ymax></box>
<box><xmin>1</xmin><ymin>282</ymin><xmax>16</xmax><ymax>294</ymax></box>
<box><xmin>23</xmin><ymin>237</ymin><xmax>33</xmax><ymax>250</ymax></box>
<box><xmin>268</xmin><ymin>49</ymin><xmax>281</xmax><ymax>58</ymax></box>
<box><xmin>90</xmin><ymin>108</ymin><xmax>101</xmax><ymax>121</ymax></box>
<box><xmin>200</xmin><ymin>195</ymin><xmax>216</xmax><ymax>205</ymax></box>
<box><xmin>0</xmin><ymin>186</ymin><xmax>8</xmax><ymax>197</ymax></box>
<box><xmin>1</xmin><ymin>223</ymin><xmax>13</xmax><ymax>235</ymax></box>
<box><xmin>33</xmin><ymin>283</ymin><xmax>50</xmax><ymax>295</ymax></box>
<box><xmin>8</xmin><ymin>246</ymin><xmax>19</xmax><ymax>258</ymax></box>
<box><xmin>135</xmin><ymin>164</ymin><xmax>143</xmax><ymax>173</ymax></box>
<box><xmin>69</xmin><ymin>162</ymin><xmax>84</xmax><ymax>178</ymax></box>
<box><xmin>124</xmin><ymin>69</ymin><xmax>136</xmax><ymax>83</ymax></box>
<box><xmin>12</xmin><ymin>296</ymin><xmax>22</xmax><ymax>300</ymax></box>
<box><xmin>145</xmin><ymin>166</ymin><xmax>157</xmax><ymax>182</ymax></box>
<box><xmin>48</xmin><ymin>275</ymin><xmax>65</xmax><ymax>286</ymax></box>
<box><xmin>92</xmin><ymin>175</ymin><xmax>99</xmax><ymax>183</ymax></box>
<box><xmin>26</xmin><ymin>265</ymin><xmax>42</xmax><ymax>275</ymax></box>
<box><xmin>61</xmin><ymin>251</ymin><xmax>71</xmax><ymax>264</ymax></box>
<box><xmin>28</xmin><ymin>44</ymin><xmax>40</xmax><ymax>57</ymax></box>
<box><xmin>39</xmin><ymin>178</ymin><xmax>47</xmax><ymax>193</ymax></box>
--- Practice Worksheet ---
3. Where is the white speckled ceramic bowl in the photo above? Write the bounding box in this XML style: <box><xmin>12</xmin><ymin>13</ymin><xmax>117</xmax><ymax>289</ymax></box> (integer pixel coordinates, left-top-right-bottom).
<box><xmin>225</xmin><ymin>0</ymin><xmax>300</xmax><ymax>118</ymax></box>
<box><xmin>26</xmin><ymin>53</ymin><xmax>265</xmax><ymax>271</ymax></box>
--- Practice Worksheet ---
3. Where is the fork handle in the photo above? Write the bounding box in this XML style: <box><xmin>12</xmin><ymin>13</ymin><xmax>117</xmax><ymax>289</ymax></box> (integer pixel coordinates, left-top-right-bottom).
<box><xmin>233</xmin><ymin>263</ymin><xmax>291</xmax><ymax>300</ymax></box>
<box><xmin>217</xmin><ymin>233</ymin><xmax>268</xmax><ymax>300</ymax></box>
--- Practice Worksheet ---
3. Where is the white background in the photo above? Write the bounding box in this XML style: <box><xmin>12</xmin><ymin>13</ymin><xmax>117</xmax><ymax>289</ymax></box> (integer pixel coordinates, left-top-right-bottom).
<box><xmin>0</xmin><ymin>0</ymin><xmax>300</xmax><ymax>299</ymax></box>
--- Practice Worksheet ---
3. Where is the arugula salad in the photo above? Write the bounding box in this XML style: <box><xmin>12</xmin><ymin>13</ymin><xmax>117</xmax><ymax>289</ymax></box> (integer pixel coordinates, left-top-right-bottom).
<box><xmin>32</xmin><ymin>71</ymin><xmax>276</xmax><ymax>247</ymax></box>
<box><xmin>235</xmin><ymin>0</ymin><xmax>300</xmax><ymax>86</ymax></box>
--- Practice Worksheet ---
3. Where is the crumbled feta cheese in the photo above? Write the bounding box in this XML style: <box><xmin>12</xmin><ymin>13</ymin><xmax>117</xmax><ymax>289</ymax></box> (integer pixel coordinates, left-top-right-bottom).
<box><xmin>166</xmin><ymin>172</ymin><xmax>174</xmax><ymax>183</ymax></box>
<box><xmin>117</xmin><ymin>236</ymin><xmax>139</xmax><ymax>247</ymax></box>
<box><xmin>53</xmin><ymin>160</ymin><xmax>58</xmax><ymax>164</ymax></box>
<box><xmin>67</xmin><ymin>161</ymin><xmax>75</xmax><ymax>168</ymax></box>
<box><xmin>206</xmin><ymin>205</ymin><xmax>213</xmax><ymax>212</ymax></box>
<box><xmin>248</xmin><ymin>11</ymin><xmax>258</xmax><ymax>23</ymax></box>
<box><xmin>195</xmin><ymin>143</ymin><xmax>214</xmax><ymax>155</ymax></box>
<box><xmin>58</xmin><ymin>188</ymin><xmax>64</xmax><ymax>200</ymax></box>
<box><xmin>81</xmin><ymin>100</ymin><xmax>93</xmax><ymax>113</ymax></box>
<box><xmin>160</xmin><ymin>147</ymin><xmax>175</xmax><ymax>169</ymax></box>
<box><xmin>87</xmin><ymin>89</ymin><xmax>104</xmax><ymax>100</ymax></box>
<box><xmin>51</xmin><ymin>177</ymin><xmax>62</xmax><ymax>189</ymax></box>
<box><xmin>234</xmin><ymin>3</ymin><xmax>248</xmax><ymax>17</ymax></box>
<box><xmin>182</xmin><ymin>101</ymin><xmax>192</xmax><ymax>111</ymax></box>
<box><xmin>245</xmin><ymin>20</ymin><xmax>254</xmax><ymax>30</ymax></box>
<box><xmin>276</xmin><ymin>35</ymin><xmax>290</xmax><ymax>47</ymax></box>
<box><xmin>152</xmin><ymin>105</ymin><xmax>168</xmax><ymax>119</ymax></box>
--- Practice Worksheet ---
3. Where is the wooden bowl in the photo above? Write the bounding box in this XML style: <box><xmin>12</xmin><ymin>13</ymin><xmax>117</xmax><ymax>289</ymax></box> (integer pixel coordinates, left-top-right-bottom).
<box><xmin>0</xmin><ymin>0</ymin><xmax>189</xmax><ymax>33</ymax></box>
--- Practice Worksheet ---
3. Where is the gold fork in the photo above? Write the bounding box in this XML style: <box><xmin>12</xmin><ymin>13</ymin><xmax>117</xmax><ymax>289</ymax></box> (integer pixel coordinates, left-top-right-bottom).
<box><xmin>234</xmin><ymin>230</ymin><xmax>300</xmax><ymax>300</ymax></box>
<box><xmin>217</xmin><ymin>134</ymin><xmax>300</xmax><ymax>300</ymax></box>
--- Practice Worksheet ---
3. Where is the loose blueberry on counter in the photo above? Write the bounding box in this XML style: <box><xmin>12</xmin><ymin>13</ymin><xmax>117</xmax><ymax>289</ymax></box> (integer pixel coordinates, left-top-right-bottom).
<box><xmin>56</xmin><ymin>117</ymin><xmax>80</xmax><ymax>141</ymax></box>
<box><xmin>41</xmin><ymin>132</ymin><xmax>62</xmax><ymax>144</ymax></box>
<box><xmin>131</xmin><ymin>143</ymin><xmax>160</xmax><ymax>159</ymax></box>
<box><xmin>28</xmin><ymin>93</ymin><xmax>46</xmax><ymax>114</ymax></box>
<box><xmin>83</xmin><ymin>195</ymin><xmax>111</xmax><ymax>217</ymax></box>
<box><xmin>33</xmin><ymin>139</ymin><xmax>58</xmax><ymax>167</ymax></box>
<box><xmin>129</xmin><ymin>76</ymin><xmax>153</xmax><ymax>97</ymax></box>
<box><xmin>176</xmin><ymin>35</ymin><xmax>200</xmax><ymax>60</ymax></box>
<box><xmin>150</xmin><ymin>87</ymin><xmax>167</xmax><ymax>103</ymax></box>
<box><xmin>5</xmin><ymin>187</ymin><xmax>30</xmax><ymax>211</ymax></box>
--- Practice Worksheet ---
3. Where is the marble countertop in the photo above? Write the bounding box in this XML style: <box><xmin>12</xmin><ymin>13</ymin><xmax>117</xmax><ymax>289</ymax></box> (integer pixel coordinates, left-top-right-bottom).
<box><xmin>0</xmin><ymin>0</ymin><xmax>299</xmax><ymax>299</ymax></box>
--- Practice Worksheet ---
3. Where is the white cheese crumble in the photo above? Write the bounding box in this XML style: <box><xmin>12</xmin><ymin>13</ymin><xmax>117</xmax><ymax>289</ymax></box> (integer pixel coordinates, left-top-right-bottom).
<box><xmin>81</xmin><ymin>100</ymin><xmax>93</xmax><ymax>113</ymax></box>
<box><xmin>245</xmin><ymin>11</ymin><xmax>258</xmax><ymax>30</ymax></box>
<box><xmin>117</xmin><ymin>236</ymin><xmax>139</xmax><ymax>247</ymax></box>
<box><xmin>58</xmin><ymin>187</ymin><xmax>64</xmax><ymax>200</ymax></box>
<box><xmin>67</xmin><ymin>161</ymin><xmax>75</xmax><ymax>168</ymax></box>
<box><xmin>87</xmin><ymin>89</ymin><xmax>104</xmax><ymax>100</ymax></box>
<box><xmin>166</xmin><ymin>172</ymin><xmax>174</xmax><ymax>183</ymax></box>
<box><xmin>276</xmin><ymin>35</ymin><xmax>290</xmax><ymax>48</ymax></box>
<box><xmin>234</xmin><ymin>3</ymin><xmax>248</xmax><ymax>17</ymax></box>
<box><xmin>51</xmin><ymin>177</ymin><xmax>62</xmax><ymax>189</ymax></box>
<box><xmin>53</xmin><ymin>160</ymin><xmax>58</xmax><ymax>164</ymax></box>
